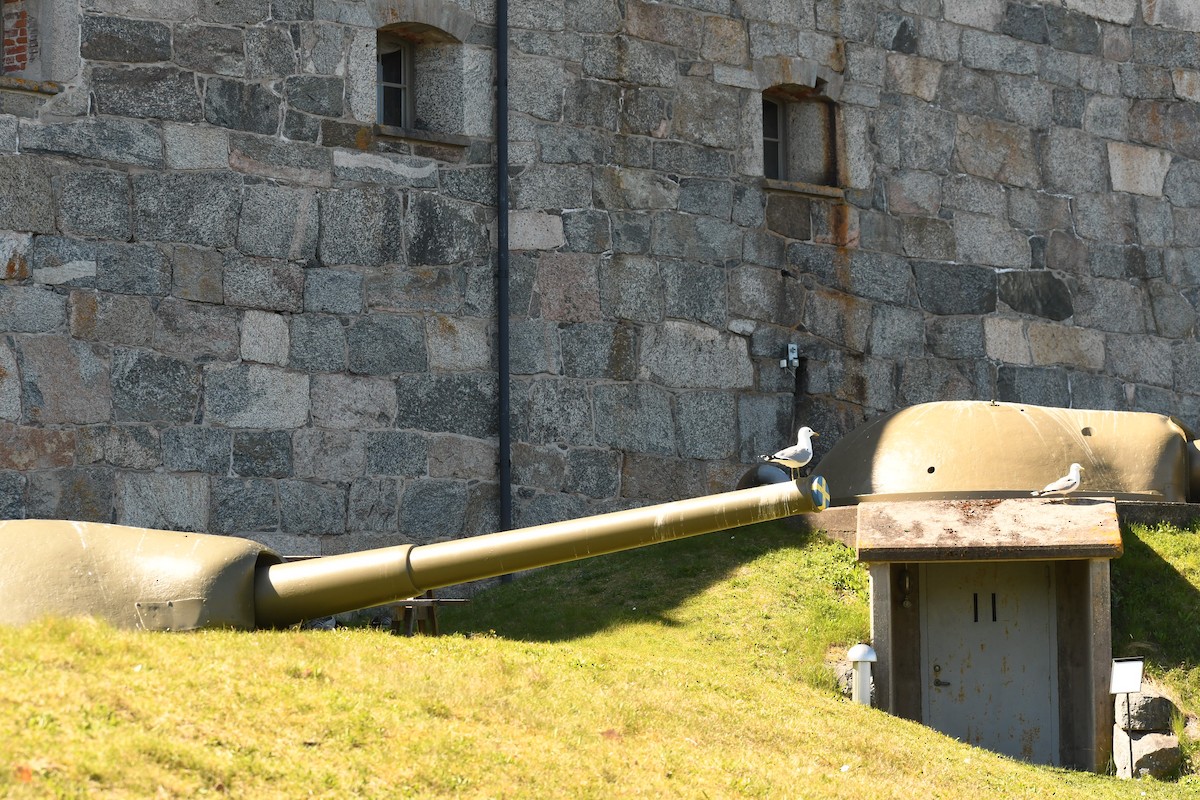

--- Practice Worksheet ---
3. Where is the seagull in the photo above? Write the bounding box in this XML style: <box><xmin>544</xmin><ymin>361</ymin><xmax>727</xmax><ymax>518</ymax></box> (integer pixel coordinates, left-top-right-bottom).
<box><xmin>764</xmin><ymin>426</ymin><xmax>819</xmax><ymax>466</ymax></box>
<box><xmin>1031</xmin><ymin>463</ymin><xmax>1084</xmax><ymax>498</ymax></box>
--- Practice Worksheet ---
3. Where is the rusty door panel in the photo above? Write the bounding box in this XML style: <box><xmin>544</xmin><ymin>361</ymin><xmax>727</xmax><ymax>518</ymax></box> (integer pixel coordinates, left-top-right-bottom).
<box><xmin>920</xmin><ymin>561</ymin><xmax>1059</xmax><ymax>764</ymax></box>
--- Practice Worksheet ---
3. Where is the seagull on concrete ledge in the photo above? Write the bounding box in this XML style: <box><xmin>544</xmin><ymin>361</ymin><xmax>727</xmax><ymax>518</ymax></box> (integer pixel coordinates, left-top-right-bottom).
<box><xmin>1031</xmin><ymin>463</ymin><xmax>1083</xmax><ymax>498</ymax></box>
<box><xmin>763</xmin><ymin>426</ymin><xmax>819</xmax><ymax>466</ymax></box>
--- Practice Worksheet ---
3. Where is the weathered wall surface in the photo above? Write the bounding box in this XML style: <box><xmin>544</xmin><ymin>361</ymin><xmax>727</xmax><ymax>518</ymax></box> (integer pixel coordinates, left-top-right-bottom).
<box><xmin>0</xmin><ymin>0</ymin><xmax>1198</xmax><ymax>553</ymax></box>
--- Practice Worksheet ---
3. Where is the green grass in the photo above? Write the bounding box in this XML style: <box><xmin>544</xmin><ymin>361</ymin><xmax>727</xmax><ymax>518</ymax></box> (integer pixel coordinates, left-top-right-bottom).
<box><xmin>1112</xmin><ymin>521</ymin><xmax>1200</xmax><ymax>724</ymax></box>
<box><xmin>444</xmin><ymin>523</ymin><xmax>870</xmax><ymax>692</ymax></box>
<box><xmin>0</xmin><ymin>521</ymin><xmax>1197</xmax><ymax>797</ymax></box>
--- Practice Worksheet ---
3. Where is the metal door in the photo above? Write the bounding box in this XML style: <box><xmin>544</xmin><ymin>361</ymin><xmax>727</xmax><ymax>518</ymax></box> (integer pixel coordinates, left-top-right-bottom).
<box><xmin>920</xmin><ymin>561</ymin><xmax>1059</xmax><ymax>764</ymax></box>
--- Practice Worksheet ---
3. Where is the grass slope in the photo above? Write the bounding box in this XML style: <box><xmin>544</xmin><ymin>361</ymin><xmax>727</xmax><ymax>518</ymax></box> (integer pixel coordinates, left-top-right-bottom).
<box><xmin>0</xmin><ymin>521</ymin><xmax>1196</xmax><ymax>797</ymax></box>
<box><xmin>1112</xmin><ymin>521</ymin><xmax>1200</xmax><ymax>731</ymax></box>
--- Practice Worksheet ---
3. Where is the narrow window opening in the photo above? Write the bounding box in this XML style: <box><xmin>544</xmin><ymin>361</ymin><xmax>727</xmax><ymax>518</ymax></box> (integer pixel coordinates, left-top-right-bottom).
<box><xmin>762</xmin><ymin>84</ymin><xmax>839</xmax><ymax>188</ymax></box>
<box><xmin>991</xmin><ymin>593</ymin><xmax>997</xmax><ymax>622</ymax></box>
<box><xmin>377</xmin><ymin>35</ymin><xmax>413</xmax><ymax>128</ymax></box>
<box><xmin>973</xmin><ymin>592</ymin><xmax>979</xmax><ymax>623</ymax></box>
<box><xmin>763</xmin><ymin>97</ymin><xmax>784</xmax><ymax>180</ymax></box>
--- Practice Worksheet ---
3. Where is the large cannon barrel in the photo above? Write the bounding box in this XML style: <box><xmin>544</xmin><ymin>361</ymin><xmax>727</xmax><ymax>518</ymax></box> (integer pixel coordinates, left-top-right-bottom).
<box><xmin>255</xmin><ymin>475</ymin><xmax>829</xmax><ymax>627</ymax></box>
<box><xmin>0</xmin><ymin>473</ymin><xmax>829</xmax><ymax>631</ymax></box>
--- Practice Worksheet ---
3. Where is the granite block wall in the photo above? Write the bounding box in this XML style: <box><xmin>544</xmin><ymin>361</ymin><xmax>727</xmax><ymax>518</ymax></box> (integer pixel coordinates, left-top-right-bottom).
<box><xmin>0</xmin><ymin>0</ymin><xmax>1198</xmax><ymax>555</ymax></box>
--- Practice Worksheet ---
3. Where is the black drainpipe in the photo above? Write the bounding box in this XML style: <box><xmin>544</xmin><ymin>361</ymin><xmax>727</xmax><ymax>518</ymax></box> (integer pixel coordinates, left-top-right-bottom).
<box><xmin>496</xmin><ymin>0</ymin><xmax>512</xmax><ymax>547</ymax></box>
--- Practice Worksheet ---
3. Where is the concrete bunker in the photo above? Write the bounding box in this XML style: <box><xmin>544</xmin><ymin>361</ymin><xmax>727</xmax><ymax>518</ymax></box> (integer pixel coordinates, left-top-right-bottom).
<box><xmin>811</xmin><ymin>400</ymin><xmax>1200</xmax><ymax>772</ymax></box>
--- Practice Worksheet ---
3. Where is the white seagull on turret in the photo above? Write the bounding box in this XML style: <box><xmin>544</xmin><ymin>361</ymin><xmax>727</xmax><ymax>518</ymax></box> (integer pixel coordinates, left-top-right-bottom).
<box><xmin>764</xmin><ymin>426</ymin><xmax>819</xmax><ymax>466</ymax></box>
<box><xmin>1031</xmin><ymin>463</ymin><xmax>1084</xmax><ymax>498</ymax></box>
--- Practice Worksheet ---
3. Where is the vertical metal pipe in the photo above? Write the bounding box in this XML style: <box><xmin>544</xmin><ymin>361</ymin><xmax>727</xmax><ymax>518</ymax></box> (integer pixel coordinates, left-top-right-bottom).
<box><xmin>496</xmin><ymin>0</ymin><xmax>512</xmax><ymax>542</ymax></box>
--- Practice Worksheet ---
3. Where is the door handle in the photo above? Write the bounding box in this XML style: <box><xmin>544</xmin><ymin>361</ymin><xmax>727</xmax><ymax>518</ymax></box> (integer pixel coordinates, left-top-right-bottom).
<box><xmin>932</xmin><ymin>664</ymin><xmax>949</xmax><ymax>686</ymax></box>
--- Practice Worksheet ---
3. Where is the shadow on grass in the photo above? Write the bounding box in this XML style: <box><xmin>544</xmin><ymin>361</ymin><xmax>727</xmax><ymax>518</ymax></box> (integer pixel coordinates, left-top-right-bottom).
<box><xmin>438</xmin><ymin>519</ymin><xmax>821</xmax><ymax>643</ymax></box>
<box><xmin>1111</xmin><ymin>523</ymin><xmax>1200</xmax><ymax>671</ymax></box>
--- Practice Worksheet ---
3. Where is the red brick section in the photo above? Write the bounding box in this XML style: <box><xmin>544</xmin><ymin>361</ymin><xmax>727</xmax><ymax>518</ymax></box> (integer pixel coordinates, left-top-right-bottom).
<box><xmin>1</xmin><ymin>0</ymin><xmax>36</xmax><ymax>74</ymax></box>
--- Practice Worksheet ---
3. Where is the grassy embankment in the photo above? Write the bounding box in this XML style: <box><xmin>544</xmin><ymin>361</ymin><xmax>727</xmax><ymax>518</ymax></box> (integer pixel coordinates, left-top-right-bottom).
<box><xmin>1</xmin><ymin>519</ymin><xmax>1199</xmax><ymax>797</ymax></box>
<box><xmin>1112</xmin><ymin>520</ymin><xmax>1200</xmax><ymax>757</ymax></box>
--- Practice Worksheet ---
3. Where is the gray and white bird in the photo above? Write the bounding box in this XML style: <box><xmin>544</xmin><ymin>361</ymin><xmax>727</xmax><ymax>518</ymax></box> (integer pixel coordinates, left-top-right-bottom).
<box><xmin>1031</xmin><ymin>463</ymin><xmax>1083</xmax><ymax>498</ymax></box>
<box><xmin>764</xmin><ymin>426</ymin><xmax>819</xmax><ymax>466</ymax></box>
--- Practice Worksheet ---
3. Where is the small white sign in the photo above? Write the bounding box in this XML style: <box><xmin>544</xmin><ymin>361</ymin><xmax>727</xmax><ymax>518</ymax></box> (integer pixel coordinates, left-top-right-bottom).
<box><xmin>1110</xmin><ymin>657</ymin><xmax>1144</xmax><ymax>695</ymax></box>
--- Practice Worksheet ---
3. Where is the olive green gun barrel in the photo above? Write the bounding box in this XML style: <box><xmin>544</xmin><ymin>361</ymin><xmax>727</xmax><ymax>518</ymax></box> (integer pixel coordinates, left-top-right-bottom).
<box><xmin>254</xmin><ymin>476</ymin><xmax>827</xmax><ymax>627</ymax></box>
<box><xmin>0</xmin><ymin>473</ymin><xmax>827</xmax><ymax>631</ymax></box>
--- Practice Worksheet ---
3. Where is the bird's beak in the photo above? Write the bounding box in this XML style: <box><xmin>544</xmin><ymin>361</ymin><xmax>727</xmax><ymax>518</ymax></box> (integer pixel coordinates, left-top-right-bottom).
<box><xmin>812</xmin><ymin>432</ymin><xmax>819</xmax><ymax>437</ymax></box>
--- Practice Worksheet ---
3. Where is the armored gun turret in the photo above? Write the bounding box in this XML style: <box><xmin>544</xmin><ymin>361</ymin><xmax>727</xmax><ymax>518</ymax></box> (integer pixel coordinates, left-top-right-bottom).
<box><xmin>0</xmin><ymin>471</ymin><xmax>829</xmax><ymax>631</ymax></box>
<box><xmin>811</xmin><ymin>400</ymin><xmax>1200</xmax><ymax>505</ymax></box>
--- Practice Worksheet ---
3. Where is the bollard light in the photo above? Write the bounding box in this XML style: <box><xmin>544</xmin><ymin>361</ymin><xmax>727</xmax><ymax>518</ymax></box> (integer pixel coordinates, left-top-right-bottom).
<box><xmin>847</xmin><ymin>643</ymin><xmax>877</xmax><ymax>706</ymax></box>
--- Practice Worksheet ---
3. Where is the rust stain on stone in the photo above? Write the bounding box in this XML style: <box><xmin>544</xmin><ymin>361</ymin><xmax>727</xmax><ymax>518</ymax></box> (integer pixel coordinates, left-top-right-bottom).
<box><xmin>0</xmin><ymin>424</ymin><xmax>75</xmax><ymax>470</ymax></box>
<box><xmin>1143</xmin><ymin>102</ymin><xmax>1163</xmax><ymax>133</ymax></box>
<box><xmin>828</xmin><ymin>203</ymin><xmax>858</xmax><ymax>248</ymax></box>
<box><xmin>4</xmin><ymin>253</ymin><xmax>29</xmax><ymax>281</ymax></box>
<box><xmin>69</xmin><ymin>293</ymin><xmax>98</xmax><ymax>339</ymax></box>
<box><xmin>0</xmin><ymin>75</ymin><xmax>62</xmax><ymax>95</ymax></box>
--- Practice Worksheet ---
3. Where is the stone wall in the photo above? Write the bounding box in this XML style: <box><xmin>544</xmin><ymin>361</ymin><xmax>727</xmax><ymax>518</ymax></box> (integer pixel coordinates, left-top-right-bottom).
<box><xmin>0</xmin><ymin>0</ymin><xmax>1199</xmax><ymax>555</ymax></box>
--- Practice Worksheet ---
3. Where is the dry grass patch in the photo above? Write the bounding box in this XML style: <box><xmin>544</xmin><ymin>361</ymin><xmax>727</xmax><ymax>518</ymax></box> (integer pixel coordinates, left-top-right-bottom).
<box><xmin>0</xmin><ymin>521</ymin><xmax>1196</xmax><ymax>797</ymax></box>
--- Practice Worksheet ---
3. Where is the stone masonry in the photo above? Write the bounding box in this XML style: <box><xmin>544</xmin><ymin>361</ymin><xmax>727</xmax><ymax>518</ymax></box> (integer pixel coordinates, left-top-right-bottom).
<box><xmin>1</xmin><ymin>1</ymin><xmax>1200</xmax><ymax>555</ymax></box>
